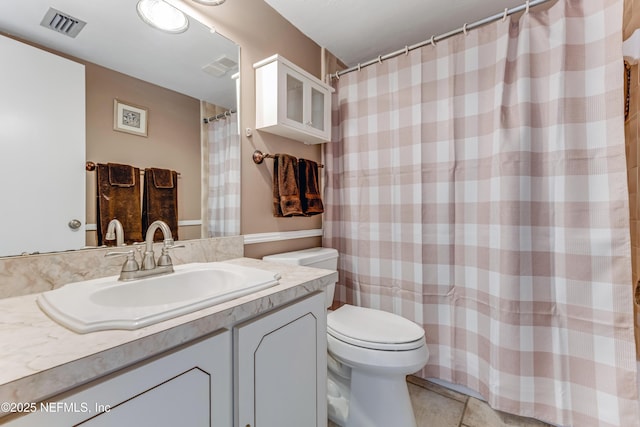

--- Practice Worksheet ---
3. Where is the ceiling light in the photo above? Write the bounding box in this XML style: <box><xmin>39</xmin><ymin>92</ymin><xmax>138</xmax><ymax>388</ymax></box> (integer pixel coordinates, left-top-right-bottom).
<box><xmin>191</xmin><ymin>0</ymin><xmax>226</xmax><ymax>5</ymax></box>
<box><xmin>137</xmin><ymin>0</ymin><xmax>189</xmax><ymax>34</ymax></box>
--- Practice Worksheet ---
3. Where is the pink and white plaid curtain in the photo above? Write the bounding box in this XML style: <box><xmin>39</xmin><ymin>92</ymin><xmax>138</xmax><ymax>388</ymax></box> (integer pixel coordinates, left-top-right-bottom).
<box><xmin>323</xmin><ymin>1</ymin><xmax>638</xmax><ymax>425</ymax></box>
<box><xmin>205</xmin><ymin>112</ymin><xmax>240</xmax><ymax>237</ymax></box>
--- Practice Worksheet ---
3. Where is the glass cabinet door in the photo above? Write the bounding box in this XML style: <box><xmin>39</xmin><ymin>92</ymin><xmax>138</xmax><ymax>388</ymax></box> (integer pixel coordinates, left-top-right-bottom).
<box><xmin>310</xmin><ymin>86</ymin><xmax>325</xmax><ymax>132</ymax></box>
<box><xmin>286</xmin><ymin>72</ymin><xmax>304</xmax><ymax>125</ymax></box>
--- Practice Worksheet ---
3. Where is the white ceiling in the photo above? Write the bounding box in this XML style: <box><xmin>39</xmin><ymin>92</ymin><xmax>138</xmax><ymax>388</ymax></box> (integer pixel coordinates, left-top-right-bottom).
<box><xmin>0</xmin><ymin>0</ymin><xmax>540</xmax><ymax>104</ymax></box>
<box><xmin>0</xmin><ymin>0</ymin><xmax>239</xmax><ymax>108</ymax></box>
<box><xmin>265</xmin><ymin>0</ymin><xmax>529</xmax><ymax>67</ymax></box>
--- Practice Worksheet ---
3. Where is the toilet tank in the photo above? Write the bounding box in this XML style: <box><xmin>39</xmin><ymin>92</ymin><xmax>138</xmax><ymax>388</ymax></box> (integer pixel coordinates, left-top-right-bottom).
<box><xmin>263</xmin><ymin>247</ymin><xmax>338</xmax><ymax>307</ymax></box>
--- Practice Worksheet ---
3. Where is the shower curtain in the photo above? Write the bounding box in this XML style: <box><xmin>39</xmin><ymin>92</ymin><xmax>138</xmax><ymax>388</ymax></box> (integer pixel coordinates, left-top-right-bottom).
<box><xmin>205</xmin><ymin>112</ymin><xmax>240</xmax><ymax>236</ymax></box>
<box><xmin>323</xmin><ymin>1</ymin><xmax>638</xmax><ymax>425</ymax></box>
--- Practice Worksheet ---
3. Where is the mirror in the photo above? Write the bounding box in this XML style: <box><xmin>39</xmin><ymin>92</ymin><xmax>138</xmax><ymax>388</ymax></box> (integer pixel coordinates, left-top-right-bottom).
<box><xmin>0</xmin><ymin>0</ymin><xmax>240</xmax><ymax>257</ymax></box>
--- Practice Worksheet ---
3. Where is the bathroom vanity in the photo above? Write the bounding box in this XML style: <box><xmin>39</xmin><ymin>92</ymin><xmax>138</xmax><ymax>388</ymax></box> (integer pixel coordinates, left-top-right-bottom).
<box><xmin>0</xmin><ymin>258</ymin><xmax>335</xmax><ymax>427</ymax></box>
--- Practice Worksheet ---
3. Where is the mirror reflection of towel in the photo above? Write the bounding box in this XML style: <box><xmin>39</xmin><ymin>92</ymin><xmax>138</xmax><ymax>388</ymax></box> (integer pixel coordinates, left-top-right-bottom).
<box><xmin>273</xmin><ymin>154</ymin><xmax>304</xmax><ymax>217</ymax></box>
<box><xmin>298</xmin><ymin>158</ymin><xmax>324</xmax><ymax>216</ymax></box>
<box><xmin>96</xmin><ymin>163</ymin><xmax>143</xmax><ymax>245</ymax></box>
<box><xmin>108</xmin><ymin>163</ymin><xmax>136</xmax><ymax>187</ymax></box>
<box><xmin>143</xmin><ymin>168</ymin><xmax>179</xmax><ymax>242</ymax></box>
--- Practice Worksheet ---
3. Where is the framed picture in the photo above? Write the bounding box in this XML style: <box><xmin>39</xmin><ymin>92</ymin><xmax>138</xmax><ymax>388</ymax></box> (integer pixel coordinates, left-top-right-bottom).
<box><xmin>113</xmin><ymin>99</ymin><xmax>148</xmax><ymax>137</ymax></box>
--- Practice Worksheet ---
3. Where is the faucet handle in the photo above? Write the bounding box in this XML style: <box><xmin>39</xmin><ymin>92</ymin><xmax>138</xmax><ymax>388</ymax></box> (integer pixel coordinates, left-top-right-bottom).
<box><xmin>157</xmin><ymin>242</ymin><xmax>185</xmax><ymax>267</ymax></box>
<box><xmin>105</xmin><ymin>250</ymin><xmax>139</xmax><ymax>272</ymax></box>
<box><xmin>131</xmin><ymin>242</ymin><xmax>146</xmax><ymax>257</ymax></box>
<box><xmin>164</xmin><ymin>243</ymin><xmax>185</xmax><ymax>250</ymax></box>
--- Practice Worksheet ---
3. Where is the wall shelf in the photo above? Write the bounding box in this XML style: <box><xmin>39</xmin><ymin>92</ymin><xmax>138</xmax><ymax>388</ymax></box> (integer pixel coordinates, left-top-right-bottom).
<box><xmin>254</xmin><ymin>54</ymin><xmax>333</xmax><ymax>145</ymax></box>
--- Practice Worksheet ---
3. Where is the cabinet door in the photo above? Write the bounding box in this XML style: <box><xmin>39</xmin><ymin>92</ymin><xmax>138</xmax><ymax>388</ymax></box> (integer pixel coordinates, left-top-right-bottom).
<box><xmin>307</xmin><ymin>80</ymin><xmax>331</xmax><ymax>137</ymax></box>
<box><xmin>3</xmin><ymin>330</ymin><xmax>232</xmax><ymax>427</ymax></box>
<box><xmin>80</xmin><ymin>368</ymin><xmax>209</xmax><ymax>426</ymax></box>
<box><xmin>284</xmin><ymin>69</ymin><xmax>305</xmax><ymax>127</ymax></box>
<box><xmin>235</xmin><ymin>292</ymin><xmax>327</xmax><ymax>427</ymax></box>
<box><xmin>280</xmin><ymin>65</ymin><xmax>308</xmax><ymax>132</ymax></box>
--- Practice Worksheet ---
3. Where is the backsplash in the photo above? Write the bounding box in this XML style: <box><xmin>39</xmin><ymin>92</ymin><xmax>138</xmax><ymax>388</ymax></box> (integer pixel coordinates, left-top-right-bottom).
<box><xmin>0</xmin><ymin>236</ymin><xmax>244</xmax><ymax>299</ymax></box>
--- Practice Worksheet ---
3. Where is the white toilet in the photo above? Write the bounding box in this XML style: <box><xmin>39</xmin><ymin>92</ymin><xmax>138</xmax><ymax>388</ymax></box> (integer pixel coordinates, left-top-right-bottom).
<box><xmin>263</xmin><ymin>247</ymin><xmax>429</xmax><ymax>427</ymax></box>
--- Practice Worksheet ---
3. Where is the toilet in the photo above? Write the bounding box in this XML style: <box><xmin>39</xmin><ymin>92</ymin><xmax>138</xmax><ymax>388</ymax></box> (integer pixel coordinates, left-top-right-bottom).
<box><xmin>263</xmin><ymin>247</ymin><xmax>429</xmax><ymax>427</ymax></box>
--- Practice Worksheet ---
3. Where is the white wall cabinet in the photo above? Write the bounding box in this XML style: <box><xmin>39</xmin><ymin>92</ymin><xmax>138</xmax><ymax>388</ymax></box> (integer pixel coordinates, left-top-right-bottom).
<box><xmin>234</xmin><ymin>291</ymin><xmax>327</xmax><ymax>427</ymax></box>
<box><xmin>4</xmin><ymin>330</ymin><xmax>232</xmax><ymax>427</ymax></box>
<box><xmin>254</xmin><ymin>55</ymin><xmax>333</xmax><ymax>145</ymax></box>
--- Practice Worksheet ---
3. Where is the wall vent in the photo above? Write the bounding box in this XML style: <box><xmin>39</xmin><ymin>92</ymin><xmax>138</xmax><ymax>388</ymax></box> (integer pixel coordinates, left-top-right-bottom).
<box><xmin>40</xmin><ymin>8</ymin><xmax>86</xmax><ymax>38</ymax></box>
<box><xmin>202</xmin><ymin>55</ymin><xmax>238</xmax><ymax>78</ymax></box>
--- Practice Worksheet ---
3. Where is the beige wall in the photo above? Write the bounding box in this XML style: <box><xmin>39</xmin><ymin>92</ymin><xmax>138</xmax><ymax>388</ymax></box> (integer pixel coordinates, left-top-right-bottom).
<box><xmin>188</xmin><ymin>0</ymin><xmax>326</xmax><ymax>258</ymax></box>
<box><xmin>626</xmin><ymin>0</ymin><xmax>640</xmax><ymax>40</ymax></box>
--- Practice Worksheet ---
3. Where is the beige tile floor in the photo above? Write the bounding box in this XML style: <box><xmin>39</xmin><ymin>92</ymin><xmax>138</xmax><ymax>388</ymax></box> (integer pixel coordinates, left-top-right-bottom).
<box><xmin>329</xmin><ymin>375</ymin><xmax>551</xmax><ymax>427</ymax></box>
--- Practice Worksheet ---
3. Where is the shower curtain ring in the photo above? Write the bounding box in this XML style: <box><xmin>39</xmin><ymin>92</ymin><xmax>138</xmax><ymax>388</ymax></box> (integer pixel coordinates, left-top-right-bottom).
<box><xmin>502</xmin><ymin>8</ymin><xmax>508</xmax><ymax>22</ymax></box>
<box><xmin>404</xmin><ymin>45</ymin><xmax>409</xmax><ymax>55</ymax></box>
<box><xmin>378</xmin><ymin>55</ymin><xmax>382</xmax><ymax>64</ymax></box>
<box><xmin>430</xmin><ymin>35</ymin><xmax>437</xmax><ymax>47</ymax></box>
<box><xmin>357</xmin><ymin>63</ymin><xmax>361</xmax><ymax>71</ymax></box>
<box><xmin>463</xmin><ymin>23</ymin><xmax>468</xmax><ymax>36</ymax></box>
<box><xmin>335</xmin><ymin>71</ymin><xmax>340</xmax><ymax>80</ymax></box>
<box><xmin>525</xmin><ymin>0</ymin><xmax>530</xmax><ymax>13</ymax></box>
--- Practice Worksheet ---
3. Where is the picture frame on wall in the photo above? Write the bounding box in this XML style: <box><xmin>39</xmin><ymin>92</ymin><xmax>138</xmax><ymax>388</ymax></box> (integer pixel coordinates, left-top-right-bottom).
<box><xmin>113</xmin><ymin>99</ymin><xmax>148</xmax><ymax>137</ymax></box>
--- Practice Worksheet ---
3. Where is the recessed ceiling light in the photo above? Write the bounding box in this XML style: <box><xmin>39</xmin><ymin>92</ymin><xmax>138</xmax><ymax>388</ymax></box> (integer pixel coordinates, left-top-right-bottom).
<box><xmin>137</xmin><ymin>0</ymin><xmax>189</xmax><ymax>34</ymax></box>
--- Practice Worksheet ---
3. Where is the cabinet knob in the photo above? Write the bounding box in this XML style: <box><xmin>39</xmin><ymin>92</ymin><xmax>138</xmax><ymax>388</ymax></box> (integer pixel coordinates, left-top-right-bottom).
<box><xmin>68</xmin><ymin>219</ymin><xmax>82</xmax><ymax>230</ymax></box>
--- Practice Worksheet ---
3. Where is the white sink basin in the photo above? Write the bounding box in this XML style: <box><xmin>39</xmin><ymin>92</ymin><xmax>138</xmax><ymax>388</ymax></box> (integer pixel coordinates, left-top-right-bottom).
<box><xmin>37</xmin><ymin>262</ymin><xmax>280</xmax><ymax>333</ymax></box>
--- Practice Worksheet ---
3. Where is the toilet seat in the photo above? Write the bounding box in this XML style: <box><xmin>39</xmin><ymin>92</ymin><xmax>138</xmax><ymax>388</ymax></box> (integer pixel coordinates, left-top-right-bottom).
<box><xmin>327</xmin><ymin>305</ymin><xmax>425</xmax><ymax>351</ymax></box>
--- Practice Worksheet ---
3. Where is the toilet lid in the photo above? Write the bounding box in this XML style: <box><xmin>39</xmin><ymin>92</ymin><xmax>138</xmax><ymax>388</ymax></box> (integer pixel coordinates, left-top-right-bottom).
<box><xmin>327</xmin><ymin>305</ymin><xmax>425</xmax><ymax>351</ymax></box>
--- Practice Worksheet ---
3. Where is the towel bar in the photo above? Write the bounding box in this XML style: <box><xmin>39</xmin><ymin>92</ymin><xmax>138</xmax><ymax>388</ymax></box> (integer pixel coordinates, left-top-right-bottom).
<box><xmin>85</xmin><ymin>161</ymin><xmax>181</xmax><ymax>176</ymax></box>
<box><xmin>252</xmin><ymin>150</ymin><xmax>324</xmax><ymax>168</ymax></box>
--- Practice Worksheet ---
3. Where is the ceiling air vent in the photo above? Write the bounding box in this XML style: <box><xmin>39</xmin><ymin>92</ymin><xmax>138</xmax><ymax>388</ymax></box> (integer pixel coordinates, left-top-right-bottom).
<box><xmin>40</xmin><ymin>8</ymin><xmax>86</xmax><ymax>38</ymax></box>
<box><xmin>202</xmin><ymin>55</ymin><xmax>238</xmax><ymax>78</ymax></box>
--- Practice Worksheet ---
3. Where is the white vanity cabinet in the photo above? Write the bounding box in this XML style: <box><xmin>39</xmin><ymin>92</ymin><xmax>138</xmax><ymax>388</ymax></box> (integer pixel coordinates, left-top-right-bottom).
<box><xmin>4</xmin><ymin>330</ymin><xmax>232</xmax><ymax>427</ymax></box>
<box><xmin>254</xmin><ymin>55</ymin><xmax>333</xmax><ymax>144</ymax></box>
<box><xmin>234</xmin><ymin>291</ymin><xmax>327</xmax><ymax>427</ymax></box>
<box><xmin>1</xmin><ymin>281</ymin><xmax>330</xmax><ymax>427</ymax></box>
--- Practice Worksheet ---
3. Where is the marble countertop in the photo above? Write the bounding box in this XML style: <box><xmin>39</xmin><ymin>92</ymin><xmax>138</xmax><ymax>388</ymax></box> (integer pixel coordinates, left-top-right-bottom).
<box><xmin>0</xmin><ymin>257</ymin><xmax>337</xmax><ymax>410</ymax></box>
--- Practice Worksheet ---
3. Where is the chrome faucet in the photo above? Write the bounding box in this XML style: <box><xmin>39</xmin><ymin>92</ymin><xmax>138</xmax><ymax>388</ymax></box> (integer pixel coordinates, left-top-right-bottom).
<box><xmin>142</xmin><ymin>220</ymin><xmax>175</xmax><ymax>270</ymax></box>
<box><xmin>105</xmin><ymin>219</ymin><xmax>125</xmax><ymax>246</ymax></box>
<box><xmin>106</xmin><ymin>220</ymin><xmax>183</xmax><ymax>281</ymax></box>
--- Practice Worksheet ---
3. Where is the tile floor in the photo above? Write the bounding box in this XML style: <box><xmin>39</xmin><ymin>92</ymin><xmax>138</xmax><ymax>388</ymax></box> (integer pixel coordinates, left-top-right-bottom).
<box><xmin>329</xmin><ymin>375</ymin><xmax>551</xmax><ymax>427</ymax></box>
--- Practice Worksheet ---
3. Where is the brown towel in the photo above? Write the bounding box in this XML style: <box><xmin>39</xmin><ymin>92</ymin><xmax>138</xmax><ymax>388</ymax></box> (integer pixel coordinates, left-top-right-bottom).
<box><xmin>273</xmin><ymin>154</ymin><xmax>303</xmax><ymax>217</ymax></box>
<box><xmin>298</xmin><ymin>158</ymin><xmax>324</xmax><ymax>215</ymax></box>
<box><xmin>108</xmin><ymin>163</ymin><xmax>136</xmax><ymax>187</ymax></box>
<box><xmin>143</xmin><ymin>168</ymin><xmax>179</xmax><ymax>242</ymax></box>
<box><xmin>96</xmin><ymin>163</ymin><xmax>143</xmax><ymax>245</ymax></box>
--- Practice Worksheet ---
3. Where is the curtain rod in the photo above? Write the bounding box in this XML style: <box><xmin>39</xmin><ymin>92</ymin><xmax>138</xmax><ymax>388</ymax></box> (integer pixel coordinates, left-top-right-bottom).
<box><xmin>330</xmin><ymin>0</ymin><xmax>553</xmax><ymax>80</ymax></box>
<box><xmin>203</xmin><ymin>109</ymin><xmax>237</xmax><ymax>124</ymax></box>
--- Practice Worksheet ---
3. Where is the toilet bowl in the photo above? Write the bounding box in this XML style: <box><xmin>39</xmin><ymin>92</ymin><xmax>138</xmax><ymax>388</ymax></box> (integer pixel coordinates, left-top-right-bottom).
<box><xmin>263</xmin><ymin>248</ymin><xmax>429</xmax><ymax>427</ymax></box>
